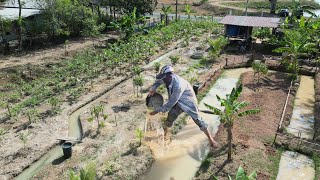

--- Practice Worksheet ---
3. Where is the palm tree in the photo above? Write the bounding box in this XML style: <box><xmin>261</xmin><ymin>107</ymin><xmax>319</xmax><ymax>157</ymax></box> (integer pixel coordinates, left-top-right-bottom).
<box><xmin>274</xmin><ymin>30</ymin><xmax>316</xmax><ymax>79</ymax></box>
<box><xmin>203</xmin><ymin>84</ymin><xmax>260</xmax><ymax>161</ymax></box>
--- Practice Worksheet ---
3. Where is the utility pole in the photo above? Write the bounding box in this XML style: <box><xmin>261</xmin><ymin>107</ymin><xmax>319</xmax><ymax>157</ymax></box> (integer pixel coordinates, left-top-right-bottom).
<box><xmin>175</xmin><ymin>0</ymin><xmax>178</xmax><ymax>21</ymax></box>
<box><xmin>245</xmin><ymin>0</ymin><xmax>249</xmax><ymax>16</ymax></box>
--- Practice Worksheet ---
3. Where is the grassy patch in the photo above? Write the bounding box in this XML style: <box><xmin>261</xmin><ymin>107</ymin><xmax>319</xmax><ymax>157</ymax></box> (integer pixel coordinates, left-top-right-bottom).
<box><xmin>243</xmin><ymin>150</ymin><xmax>270</xmax><ymax>174</ymax></box>
<box><xmin>312</xmin><ymin>152</ymin><xmax>320</xmax><ymax>180</ymax></box>
<box><xmin>267</xmin><ymin>147</ymin><xmax>284</xmax><ymax>180</ymax></box>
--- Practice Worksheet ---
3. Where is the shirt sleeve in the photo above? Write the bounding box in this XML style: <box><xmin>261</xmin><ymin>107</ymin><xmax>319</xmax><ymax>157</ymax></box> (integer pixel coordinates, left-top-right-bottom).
<box><xmin>155</xmin><ymin>79</ymin><xmax>186</xmax><ymax>113</ymax></box>
<box><xmin>150</xmin><ymin>79</ymin><xmax>163</xmax><ymax>91</ymax></box>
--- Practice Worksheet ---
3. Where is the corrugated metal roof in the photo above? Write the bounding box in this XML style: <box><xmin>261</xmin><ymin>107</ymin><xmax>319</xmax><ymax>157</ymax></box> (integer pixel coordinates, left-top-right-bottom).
<box><xmin>220</xmin><ymin>15</ymin><xmax>281</xmax><ymax>28</ymax></box>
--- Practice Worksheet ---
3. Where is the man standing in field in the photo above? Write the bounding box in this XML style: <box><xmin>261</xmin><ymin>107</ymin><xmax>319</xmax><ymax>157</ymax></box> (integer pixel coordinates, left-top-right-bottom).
<box><xmin>148</xmin><ymin>65</ymin><xmax>219</xmax><ymax>148</ymax></box>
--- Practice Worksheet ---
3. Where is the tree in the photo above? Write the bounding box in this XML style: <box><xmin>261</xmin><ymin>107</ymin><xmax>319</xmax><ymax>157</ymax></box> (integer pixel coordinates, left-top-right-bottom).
<box><xmin>39</xmin><ymin>0</ymin><xmax>105</xmax><ymax>39</ymax></box>
<box><xmin>274</xmin><ymin>30</ymin><xmax>316</xmax><ymax>79</ymax></box>
<box><xmin>269</xmin><ymin>0</ymin><xmax>277</xmax><ymax>14</ymax></box>
<box><xmin>252</xmin><ymin>61</ymin><xmax>268</xmax><ymax>85</ymax></box>
<box><xmin>11</xmin><ymin>0</ymin><xmax>25</xmax><ymax>49</ymax></box>
<box><xmin>161</xmin><ymin>4</ymin><xmax>172</xmax><ymax>25</ymax></box>
<box><xmin>290</xmin><ymin>0</ymin><xmax>316</xmax><ymax>19</ymax></box>
<box><xmin>204</xmin><ymin>84</ymin><xmax>260</xmax><ymax>161</ymax></box>
<box><xmin>118</xmin><ymin>0</ymin><xmax>158</xmax><ymax>17</ymax></box>
<box><xmin>110</xmin><ymin>7</ymin><xmax>145</xmax><ymax>38</ymax></box>
<box><xmin>133</xmin><ymin>75</ymin><xmax>144</xmax><ymax>97</ymax></box>
<box><xmin>0</xmin><ymin>16</ymin><xmax>12</xmax><ymax>54</ymax></box>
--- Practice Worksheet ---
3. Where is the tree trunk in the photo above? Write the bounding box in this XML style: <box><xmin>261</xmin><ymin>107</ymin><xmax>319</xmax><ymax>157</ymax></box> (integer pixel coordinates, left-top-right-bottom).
<box><xmin>18</xmin><ymin>0</ymin><xmax>22</xmax><ymax>50</ymax></box>
<box><xmin>175</xmin><ymin>0</ymin><xmax>178</xmax><ymax>21</ymax></box>
<box><xmin>270</xmin><ymin>0</ymin><xmax>277</xmax><ymax>14</ymax></box>
<box><xmin>227</xmin><ymin>125</ymin><xmax>232</xmax><ymax>161</ymax></box>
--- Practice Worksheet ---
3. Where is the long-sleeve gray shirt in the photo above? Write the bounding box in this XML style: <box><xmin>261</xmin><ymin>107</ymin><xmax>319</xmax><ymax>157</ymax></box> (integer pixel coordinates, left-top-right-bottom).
<box><xmin>151</xmin><ymin>74</ymin><xmax>201</xmax><ymax>120</ymax></box>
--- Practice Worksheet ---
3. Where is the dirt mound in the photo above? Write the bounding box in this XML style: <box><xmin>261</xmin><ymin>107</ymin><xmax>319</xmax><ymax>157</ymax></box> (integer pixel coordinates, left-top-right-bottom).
<box><xmin>314</xmin><ymin>73</ymin><xmax>320</xmax><ymax>141</ymax></box>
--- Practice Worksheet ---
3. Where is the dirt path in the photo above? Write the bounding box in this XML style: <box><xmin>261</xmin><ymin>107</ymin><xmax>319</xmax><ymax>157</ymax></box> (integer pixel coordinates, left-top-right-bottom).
<box><xmin>209</xmin><ymin>0</ymin><xmax>258</xmax><ymax>13</ymax></box>
<box><xmin>0</xmin><ymin>33</ymin><xmax>119</xmax><ymax>69</ymax></box>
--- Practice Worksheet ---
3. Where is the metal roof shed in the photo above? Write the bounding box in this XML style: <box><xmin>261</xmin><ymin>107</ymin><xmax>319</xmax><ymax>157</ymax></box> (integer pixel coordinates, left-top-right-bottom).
<box><xmin>219</xmin><ymin>15</ymin><xmax>281</xmax><ymax>39</ymax></box>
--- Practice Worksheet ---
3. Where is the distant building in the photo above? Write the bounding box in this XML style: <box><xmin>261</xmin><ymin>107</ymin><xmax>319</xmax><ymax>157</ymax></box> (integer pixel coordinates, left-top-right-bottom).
<box><xmin>220</xmin><ymin>15</ymin><xmax>281</xmax><ymax>40</ymax></box>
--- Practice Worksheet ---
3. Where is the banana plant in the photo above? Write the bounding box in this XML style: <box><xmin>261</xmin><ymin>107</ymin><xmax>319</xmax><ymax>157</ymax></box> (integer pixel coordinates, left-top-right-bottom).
<box><xmin>161</xmin><ymin>4</ymin><xmax>172</xmax><ymax>25</ymax></box>
<box><xmin>204</xmin><ymin>84</ymin><xmax>260</xmax><ymax>161</ymax></box>
<box><xmin>184</xmin><ymin>4</ymin><xmax>192</xmax><ymax>19</ymax></box>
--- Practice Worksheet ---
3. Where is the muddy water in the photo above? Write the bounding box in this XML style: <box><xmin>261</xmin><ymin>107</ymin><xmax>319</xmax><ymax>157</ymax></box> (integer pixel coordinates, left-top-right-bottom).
<box><xmin>277</xmin><ymin>76</ymin><xmax>315</xmax><ymax>180</ymax></box>
<box><xmin>287</xmin><ymin>76</ymin><xmax>315</xmax><ymax>139</ymax></box>
<box><xmin>141</xmin><ymin>68</ymin><xmax>251</xmax><ymax>180</ymax></box>
<box><xmin>277</xmin><ymin>151</ymin><xmax>315</xmax><ymax>180</ymax></box>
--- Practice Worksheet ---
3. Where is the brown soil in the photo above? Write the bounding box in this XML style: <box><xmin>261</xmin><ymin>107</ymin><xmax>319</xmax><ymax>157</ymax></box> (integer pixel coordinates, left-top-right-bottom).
<box><xmin>0</xmin><ymin>28</ymin><xmax>231</xmax><ymax>179</ymax></box>
<box><xmin>194</xmin><ymin>71</ymin><xmax>295</xmax><ymax>179</ymax></box>
<box><xmin>314</xmin><ymin>73</ymin><xmax>320</xmax><ymax>141</ymax></box>
<box><xmin>0</xmin><ymin>32</ymin><xmax>119</xmax><ymax>69</ymax></box>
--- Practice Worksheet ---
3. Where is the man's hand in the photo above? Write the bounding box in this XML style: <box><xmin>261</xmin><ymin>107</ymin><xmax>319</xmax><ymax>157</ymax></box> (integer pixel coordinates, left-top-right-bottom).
<box><xmin>148</xmin><ymin>89</ymin><xmax>155</xmax><ymax>97</ymax></box>
<box><xmin>149</xmin><ymin>111</ymin><xmax>158</xmax><ymax>116</ymax></box>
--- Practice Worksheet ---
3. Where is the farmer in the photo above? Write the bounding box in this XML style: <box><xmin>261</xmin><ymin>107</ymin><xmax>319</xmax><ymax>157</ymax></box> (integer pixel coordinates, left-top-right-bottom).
<box><xmin>148</xmin><ymin>65</ymin><xmax>219</xmax><ymax>148</ymax></box>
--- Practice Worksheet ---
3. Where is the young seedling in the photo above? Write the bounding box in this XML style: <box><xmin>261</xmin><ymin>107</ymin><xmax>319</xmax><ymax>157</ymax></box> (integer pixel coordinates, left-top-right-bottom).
<box><xmin>48</xmin><ymin>97</ymin><xmax>60</xmax><ymax>114</ymax></box>
<box><xmin>153</xmin><ymin>62</ymin><xmax>161</xmax><ymax>76</ymax></box>
<box><xmin>133</xmin><ymin>75</ymin><xmax>144</xmax><ymax>97</ymax></box>
<box><xmin>19</xmin><ymin>131</ymin><xmax>30</xmax><ymax>149</ymax></box>
<box><xmin>69</xmin><ymin>162</ymin><xmax>96</xmax><ymax>180</ymax></box>
<box><xmin>169</xmin><ymin>55</ymin><xmax>180</xmax><ymax>65</ymax></box>
<box><xmin>252</xmin><ymin>61</ymin><xmax>268</xmax><ymax>85</ymax></box>
<box><xmin>135</xmin><ymin>128</ymin><xmax>144</xmax><ymax>146</ymax></box>
<box><xmin>26</xmin><ymin>108</ymin><xmax>39</xmax><ymax>125</ymax></box>
<box><xmin>132</xmin><ymin>66</ymin><xmax>142</xmax><ymax>76</ymax></box>
<box><xmin>88</xmin><ymin>104</ymin><xmax>108</xmax><ymax>133</ymax></box>
<box><xmin>64</xmin><ymin>40</ymin><xmax>69</xmax><ymax>56</ymax></box>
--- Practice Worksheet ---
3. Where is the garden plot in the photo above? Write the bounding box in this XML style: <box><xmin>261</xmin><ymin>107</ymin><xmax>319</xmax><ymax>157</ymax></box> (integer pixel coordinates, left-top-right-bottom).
<box><xmin>0</xmin><ymin>19</ymin><xmax>222</xmax><ymax>179</ymax></box>
<box><xmin>19</xmin><ymin>29</ymin><xmax>225</xmax><ymax>179</ymax></box>
<box><xmin>195</xmin><ymin>71</ymin><xmax>296</xmax><ymax>179</ymax></box>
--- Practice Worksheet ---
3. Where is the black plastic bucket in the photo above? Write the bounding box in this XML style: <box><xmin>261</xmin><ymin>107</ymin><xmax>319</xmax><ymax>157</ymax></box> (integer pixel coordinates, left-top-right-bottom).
<box><xmin>61</xmin><ymin>142</ymin><xmax>72</xmax><ymax>159</ymax></box>
<box><xmin>146</xmin><ymin>93</ymin><xmax>164</xmax><ymax>110</ymax></box>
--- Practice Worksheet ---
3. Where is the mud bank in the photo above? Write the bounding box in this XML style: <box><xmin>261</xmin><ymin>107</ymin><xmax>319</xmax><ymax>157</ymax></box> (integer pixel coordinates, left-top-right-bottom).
<box><xmin>314</xmin><ymin>73</ymin><xmax>320</xmax><ymax>141</ymax></box>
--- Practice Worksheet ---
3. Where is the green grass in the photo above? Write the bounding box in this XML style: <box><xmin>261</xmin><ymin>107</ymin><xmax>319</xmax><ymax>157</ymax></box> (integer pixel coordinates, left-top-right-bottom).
<box><xmin>222</xmin><ymin>0</ymin><xmax>320</xmax><ymax>11</ymax></box>
<box><xmin>267</xmin><ymin>147</ymin><xmax>284</xmax><ymax>180</ymax></box>
<box><xmin>312</xmin><ymin>153</ymin><xmax>320</xmax><ymax>180</ymax></box>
